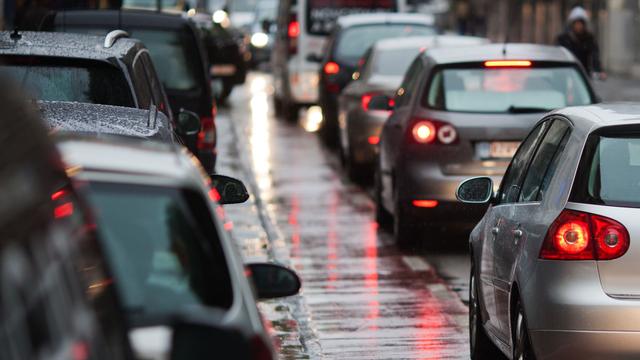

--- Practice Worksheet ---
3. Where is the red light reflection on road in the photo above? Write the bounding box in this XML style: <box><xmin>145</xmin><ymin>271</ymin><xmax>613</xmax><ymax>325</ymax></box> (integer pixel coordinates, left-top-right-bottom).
<box><xmin>326</xmin><ymin>191</ymin><xmax>339</xmax><ymax>289</ymax></box>
<box><xmin>289</xmin><ymin>196</ymin><xmax>301</xmax><ymax>259</ymax></box>
<box><xmin>364</xmin><ymin>221</ymin><xmax>379</xmax><ymax>332</ymax></box>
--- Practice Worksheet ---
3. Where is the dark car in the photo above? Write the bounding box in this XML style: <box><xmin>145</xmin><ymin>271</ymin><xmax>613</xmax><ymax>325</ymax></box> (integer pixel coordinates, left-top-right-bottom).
<box><xmin>50</xmin><ymin>9</ymin><xmax>218</xmax><ymax>173</ymax></box>
<box><xmin>316</xmin><ymin>13</ymin><xmax>437</xmax><ymax>144</ymax></box>
<box><xmin>374</xmin><ymin>43</ymin><xmax>598</xmax><ymax>247</ymax></box>
<box><xmin>0</xmin><ymin>30</ymin><xmax>202</xmax><ymax>163</ymax></box>
<box><xmin>0</xmin><ymin>75</ymin><xmax>132</xmax><ymax>360</ymax></box>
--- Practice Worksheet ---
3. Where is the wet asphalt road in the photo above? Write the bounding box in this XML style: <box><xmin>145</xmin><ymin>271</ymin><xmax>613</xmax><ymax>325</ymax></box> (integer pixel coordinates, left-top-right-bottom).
<box><xmin>217</xmin><ymin>73</ymin><xmax>470</xmax><ymax>359</ymax></box>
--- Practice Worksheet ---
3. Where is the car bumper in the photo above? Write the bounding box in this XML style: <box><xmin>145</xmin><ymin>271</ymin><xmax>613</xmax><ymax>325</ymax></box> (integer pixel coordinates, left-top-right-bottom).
<box><xmin>340</xmin><ymin>109</ymin><xmax>388</xmax><ymax>166</ymax></box>
<box><xmin>522</xmin><ymin>261</ymin><xmax>640</xmax><ymax>358</ymax></box>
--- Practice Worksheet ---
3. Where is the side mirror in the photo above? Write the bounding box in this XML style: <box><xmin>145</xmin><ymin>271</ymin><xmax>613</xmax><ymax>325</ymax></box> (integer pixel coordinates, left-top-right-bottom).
<box><xmin>248</xmin><ymin>262</ymin><xmax>301</xmax><ymax>300</ymax></box>
<box><xmin>210</xmin><ymin>174</ymin><xmax>250</xmax><ymax>204</ymax></box>
<box><xmin>176</xmin><ymin>109</ymin><xmax>200</xmax><ymax>153</ymax></box>
<box><xmin>456</xmin><ymin>177</ymin><xmax>494</xmax><ymax>204</ymax></box>
<box><xmin>306</xmin><ymin>53</ymin><xmax>323</xmax><ymax>63</ymax></box>
<box><xmin>368</xmin><ymin>94</ymin><xmax>394</xmax><ymax>111</ymax></box>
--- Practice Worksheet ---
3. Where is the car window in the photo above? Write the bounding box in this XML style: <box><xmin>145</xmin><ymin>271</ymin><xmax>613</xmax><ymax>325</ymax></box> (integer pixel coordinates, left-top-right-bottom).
<box><xmin>334</xmin><ymin>24</ymin><xmax>435</xmax><ymax>66</ymax></box>
<box><xmin>86</xmin><ymin>183</ymin><xmax>233</xmax><ymax>323</ymax></box>
<box><xmin>371</xmin><ymin>47</ymin><xmax>422</xmax><ymax>77</ymax></box>
<box><xmin>424</xmin><ymin>66</ymin><xmax>594</xmax><ymax>112</ymax></box>
<box><xmin>497</xmin><ymin>121</ymin><xmax>550</xmax><ymax>204</ymax></box>
<box><xmin>0</xmin><ymin>57</ymin><xmax>135</xmax><ymax>107</ymax></box>
<box><xmin>519</xmin><ymin>120</ymin><xmax>570</xmax><ymax>202</ymax></box>
<box><xmin>394</xmin><ymin>58</ymin><xmax>423</xmax><ymax>108</ymax></box>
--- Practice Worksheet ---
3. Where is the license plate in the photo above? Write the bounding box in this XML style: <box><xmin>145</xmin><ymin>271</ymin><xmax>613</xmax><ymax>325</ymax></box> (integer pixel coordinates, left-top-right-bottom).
<box><xmin>489</xmin><ymin>141</ymin><xmax>520</xmax><ymax>158</ymax></box>
<box><xmin>210</xmin><ymin>64</ymin><xmax>236</xmax><ymax>76</ymax></box>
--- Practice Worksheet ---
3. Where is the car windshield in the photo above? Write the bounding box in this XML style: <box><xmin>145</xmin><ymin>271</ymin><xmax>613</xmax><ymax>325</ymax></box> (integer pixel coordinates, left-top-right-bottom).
<box><xmin>573</xmin><ymin>135</ymin><xmax>640</xmax><ymax>208</ymax></box>
<box><xmin>306</xmin><ymin>0</ymin><xmax>397</xmax><ymax>35</ymax></box>
<box><xmin>424</xmin><ymin>66</ymin><xmax>593</xmax><ymax>113</ymax></box>
<box><xmin>59</xmin><ymin>26</ymin><xmax>204</xmax><ymax>92</ymax></box>
<box><xmin>372</xmin><ymin>47</ymin><xmax>421</xmax><ymax>76</ymax></box>
<box><xmin>0</xmin><ymin>57</ymin><xmax>134</xmax><ymax>106</ymax></box>
<box><xmin>335</xmin><ymin>25</ymin><xmax>436</xmax><ymax>66</ymax></box>
<box><xmin>86</xmin><ymin>183</ymin><xmax>233</xmax><ymax>323</ymax></box>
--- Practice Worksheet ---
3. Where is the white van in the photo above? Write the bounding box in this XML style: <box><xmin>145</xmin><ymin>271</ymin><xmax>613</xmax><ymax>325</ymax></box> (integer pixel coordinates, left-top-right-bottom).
<box><xmin>271</xmin><ymin>0</ymin><xmax>406</xmax><ymax>120</ymax></box>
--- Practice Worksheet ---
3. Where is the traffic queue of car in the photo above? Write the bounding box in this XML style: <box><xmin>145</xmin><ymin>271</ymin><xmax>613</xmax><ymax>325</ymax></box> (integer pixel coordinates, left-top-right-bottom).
<box><xmin>284</xmin><ymin>0</ymin><xmax>640</xmax><ymax>358</ymax></box>
<box><xmin>0</xmin><ymin>6</ymin><xmax>301</xmax><ymax>360</ymax></box>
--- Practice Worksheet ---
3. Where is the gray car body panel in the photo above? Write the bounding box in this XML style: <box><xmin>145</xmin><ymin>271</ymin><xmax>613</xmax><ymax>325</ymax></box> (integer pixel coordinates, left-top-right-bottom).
<box><xmin>469</xmin><ymin>103</ymin><xmax>640</xmax><ymax>358</ymax></box>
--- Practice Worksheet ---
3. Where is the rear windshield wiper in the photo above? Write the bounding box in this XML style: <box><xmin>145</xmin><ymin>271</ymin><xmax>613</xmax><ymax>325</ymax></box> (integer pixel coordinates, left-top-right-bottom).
<box><xmin>506</xmin><ymin>106</ymin><xmax>551</xmax><ymax>114</ymax></box>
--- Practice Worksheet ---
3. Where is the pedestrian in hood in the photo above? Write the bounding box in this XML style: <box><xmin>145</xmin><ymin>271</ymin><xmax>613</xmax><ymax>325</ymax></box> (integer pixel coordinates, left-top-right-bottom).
<box><xmin>556</xmin><ymin>6</ymin><xmax>607</xmax><ymax>80</ymax></box>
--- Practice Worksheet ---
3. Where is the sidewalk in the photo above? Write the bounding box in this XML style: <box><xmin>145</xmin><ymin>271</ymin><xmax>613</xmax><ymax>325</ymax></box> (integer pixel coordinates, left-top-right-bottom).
<box><xmin>594</xmin><ymin>75</ymin><xmax>640</xmax><ymax>102</ymax></box>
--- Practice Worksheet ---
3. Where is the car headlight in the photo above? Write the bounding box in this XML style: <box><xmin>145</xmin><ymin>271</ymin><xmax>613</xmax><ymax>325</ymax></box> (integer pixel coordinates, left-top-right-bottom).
<box><xmin>250</xmin><ymin>32</ymin><xmax>269</xmax><ymax>48</ymax></box>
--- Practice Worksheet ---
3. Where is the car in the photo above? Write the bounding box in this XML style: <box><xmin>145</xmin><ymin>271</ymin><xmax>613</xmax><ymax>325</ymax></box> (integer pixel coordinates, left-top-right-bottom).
<box><xmin>247</xmin><ymin>0</ymin><xmax>278</xmax><ymax>67</ymax></box>
<box><xmin>57</xmin><ymin>134</ymin><xmax>301</xmax><ymax>360</ymax></box>
<box><xmin>456</xmin><ymin>103</ymin><xmax>640</xmax><ymax>359</ymax></box>
<box><xmin>0</xmin><ymin>75</ymin><xmax>132</xmax><ymax>360</ymax></box>
<box><xmin>374</xmin><ymin>43</ymin><xmax>599</xmax><ymax>247</ymax></box>
<box><xmin>271</xmin><ymin>0</ymin><xmax>407</xmax><ymax>121</ymax></box>
<box><xmin>50</xmin><ymin>9</ymin><xmax>218</xmax><ymax>174</ymax></box>
<box><xmin>317</xmin><ymin>13</ymin><xmax>437</xmax><ymax>142</ymax></box>
<box><xmin>338</xmin><ymin>35</ymin><xmax>488</xmax><ymax>181</ymax></box>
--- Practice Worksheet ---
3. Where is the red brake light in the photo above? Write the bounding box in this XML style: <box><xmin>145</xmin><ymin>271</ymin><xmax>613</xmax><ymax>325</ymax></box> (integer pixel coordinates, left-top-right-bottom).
<box><xmin>411</xmin><ymin>120</ymin><xmax>436</xmax><ymax>144</ymax></box>
<box><xmin>324</xmin><ymin>61</ymin><xmax>340</xmax><ymax>75</ymax></box>
<box><xmin>287</xmin><ymin>15</ymin><xmax>299</xmax><ymax>55</ymax></box>
<box><xmin>367</xmin><ymin>136</ymin><xmax>379</xmax><ymax>145</ymax></box>
<box><xmin>412</xmin><ymin>200</ymin><xmax>439</xmax><ymax>208</ymax></box>
<box><xmin>197</xmin><ymin>116</ymin><xmax>216</xmax><ymax>150</ymax></box>
<box><xmin>540</xmin><ymin>210</ymin><xmax>630</xmax><ymax>260</ymax></box>
<box><xmin>288</xmin><ymin>19</ymin><xmax>300</xmax><ymax>38</ymax></box>
<box><xmin>361</xmin><ymin>93</ymin><xmax>373</xmax><ymax>111</ymax></box>
<box><xmin>484</xmin><ymin>60</ymin><xmax>532</xmax><ymax>68</ymax></box>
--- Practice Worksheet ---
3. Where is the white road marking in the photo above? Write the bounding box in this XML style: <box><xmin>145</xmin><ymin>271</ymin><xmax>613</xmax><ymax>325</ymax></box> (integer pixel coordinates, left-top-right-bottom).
<box><xmin>402</xmin><ymin>255</ymin><xmax>432</xmax><ymax>272</ymax></box>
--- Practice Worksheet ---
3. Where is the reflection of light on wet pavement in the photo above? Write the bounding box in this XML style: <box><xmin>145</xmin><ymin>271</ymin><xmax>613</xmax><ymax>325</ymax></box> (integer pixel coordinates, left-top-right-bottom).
<box><xmin>301</xmin><ymin>105</ymin><xmax>323</xmax><ymax>133</ymax></box>
<box><xmin>248</xmin><ymin>75</ymin><xmax>273</xmax><ymax>194</ymax></box>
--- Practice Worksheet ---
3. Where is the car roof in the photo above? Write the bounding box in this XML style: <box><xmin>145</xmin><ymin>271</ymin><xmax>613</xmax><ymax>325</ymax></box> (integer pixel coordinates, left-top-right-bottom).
<box><xmin>552</xmin><ymin>103</ymin><xmax>640</xmax><ymax>130</ymax></box>
<box><xmin>53</xmin><ymin>9</ymin><xmax>193</xmax><ymax>30</ymax></box>
<box><xmin>336</xmin><ymin>13</ymin><xmax>435</xmax><ymax>28</ymax></box>
<box><xmin>0</xmin><ymin>31</ymin><xmax>140</xmax><ymax>61</ymax></box>
<box><xmin>421</xmin><ymin>43</ymin><xmax>577</xmax><ymax>65</ymax></box>
<box><xmin>373</xmin><ymin>35</ymin><xmax>489</xmax><ymax>52</ymax></box>
<box><xmin>56</xmin><ymin>134</ymin><xmax>203</xmax><ymax>185</ymax></box>
<box><xmin>39</xmin><ymin>101</ymin><xmax>169</xmax><ymax>140</ymax></box>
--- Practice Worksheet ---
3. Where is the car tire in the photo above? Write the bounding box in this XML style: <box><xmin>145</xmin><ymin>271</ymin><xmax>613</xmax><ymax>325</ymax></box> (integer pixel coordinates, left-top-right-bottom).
<box><xmin>283</xmin><ymin>101</ymin><xmax>299</xmax><ymax>123</ymax></box>
<box><xmin>469</xmin><ymin>264</ymin><xmax>504</xmax><ymax>359</ymax></box>
<box><xmin>393</xmin><ymin>196</ymin><xmax>415</xmax><ymax>249</ymax></box>
<box><xmin>273</xmin><ymin>95</ymin><xmax>283</xmax><ymax>116</ymax></box>
<box><xmin>374</xmin><ymin>166</ymin><xmax>392</xmax><ymax>229</ymax></box>
<box><xmin>345</xmin><ymin>146</ymin><xmax>368</xmax><ymax>184</ymax></box>
<box><xmin>512</xmin><ymin>298</ymin><xmax>536</xmax><ymax>360</ymax></box>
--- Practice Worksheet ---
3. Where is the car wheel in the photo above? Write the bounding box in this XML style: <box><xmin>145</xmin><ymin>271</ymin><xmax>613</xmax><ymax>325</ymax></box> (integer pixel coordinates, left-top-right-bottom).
<box><xmin>374</xmin><ymin>166</ymin><xmax>392</xmax><ymax>228</ymax></box>
<box><xmin>283</xmin><ymin>101</ymin><xmax>299</xmax><ymax>123</ymax></box>
<box><xmin>393</xmin><ymin>196</ymin><xmax>415</xmax><ymax>249</ymax></box>
<box><xmin>273</xmin><ymin>95</ymin><xmax>283</xmax><ymax>116</ymax></box>
<box><xmin>470</xmin><ymin>265</ymin><xmax>504</xmax><ymax>359</ymax></box>
<box><xmin>512</xmin><ymin>299</ymin><xmax>535</xmax><ymax>360</ymax></box>
<box><xmin>345</xmin><ymin>147</ymin><xmax>368</xmax><ymax>184</ymax></box>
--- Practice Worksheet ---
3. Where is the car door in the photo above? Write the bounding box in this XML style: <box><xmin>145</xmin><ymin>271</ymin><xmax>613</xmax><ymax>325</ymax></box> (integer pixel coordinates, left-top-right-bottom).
<box><xmin>487</xmin><ymin>120</ymin><xmax>550</xmax><ymax>342</ymax></box>
<box><xmin>494</xmin><ymin>118</ymin><xmax>571</xmax><ymax>340</ymax></box>
<box><xmin>380</xmin><ymin>58</ymin><xmax>424</xmax><ymax>209</ymax></box>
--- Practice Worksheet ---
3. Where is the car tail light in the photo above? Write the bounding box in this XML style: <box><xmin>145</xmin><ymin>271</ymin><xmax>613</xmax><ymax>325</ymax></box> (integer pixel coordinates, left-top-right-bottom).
<box><xmin>287</xmin><ymin>15</ymin><xmax>299</xmax><ymax>55</ymax></box>
<box><xmin>361</xmin><ymin>93</ymin><xmax>374</xmax><ymax>111</ymax></box>
<box><xmin>412</xmin><ymin>200</ymin><xmax>438</xmax><ymax>208</ymax></box>
<box><xmin>324</xmin><ymin>61</ymin><xmax>340</xmax><ymax>75</ymax></box>
<box><xmin>367</xmin><ymin>135</ymin><xmax>379</xmax><ymax>145</ymax></box>
<box><xmin>484</xmin><ymin>60</ymin><xmax>532</xmax><ymax>68</ymax></box>
<box><xmin>197</xmin><ymin>116</ymin><xmax>216</xmax><ymax>150</ymax></box>
<box><xmin>408</xmin><ymin>118</ymin><xmax>457</xmax><ymax>145</ymax></box>
<box><xmin>540</xmin><ymin>209</ymin><xmax>630</xmax><ymax>260</ymax></box>
<box><xmin>52</xmin><ymin>189</ymin><xmax>74</xmax><ymax>219</ymax></box>
<box><xmin>250</xmin><ymin>335</ymin><xmax>273</xmax><ymax>360</ymax></box>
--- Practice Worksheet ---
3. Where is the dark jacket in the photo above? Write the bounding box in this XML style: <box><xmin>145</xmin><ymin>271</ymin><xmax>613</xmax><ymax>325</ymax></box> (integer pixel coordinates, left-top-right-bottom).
<box><xmin>556</xmin><ymin>31</ymin><xmax>602</xmax><ymax>74</ymax></box>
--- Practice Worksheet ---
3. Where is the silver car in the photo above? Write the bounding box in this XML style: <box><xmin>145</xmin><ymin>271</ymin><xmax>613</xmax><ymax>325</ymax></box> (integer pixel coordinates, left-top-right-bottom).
<box><xmin>457</xmin><ymin>104</ymin><xmax>640</xmax><ymax>359</ymax></box>
<box><xmin>57</xmin><ymin>134</ymin><xmax>301</xmax><ymax>359</ymax></box>
<box><xmin>338</xmin><ymin>35</ymin><xmax>488</xmax><ymax>181</ymax></box>
<box><xmin>374</xmin><ymin>43</ymin><xmax>598</xmax><ymax>247</ymax></box>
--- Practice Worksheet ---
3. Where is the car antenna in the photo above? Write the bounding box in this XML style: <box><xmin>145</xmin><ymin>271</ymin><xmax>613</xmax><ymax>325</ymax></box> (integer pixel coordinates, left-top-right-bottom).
<box><xmin>502</xmin><ymin>2</ymin><xmax>511</xmax><ymax>56</ymax></box>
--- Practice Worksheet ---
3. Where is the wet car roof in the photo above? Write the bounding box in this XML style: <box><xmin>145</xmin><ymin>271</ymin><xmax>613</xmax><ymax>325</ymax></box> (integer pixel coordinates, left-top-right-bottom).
<box><xmin>336</xmin><ymin>13</ymin><xmax>436</xmax><ymax>28</ymax></box>
<box><xmin>0</xmin><ymin>31</ymin><xmax>140</xmax><ymax>61</ymax></box>
<box><xmin>39</xmin><ymin>101</ymin><xmax>171</xmax><ymax>141</ymax></box>
<box><xmin>422</xmin><ymin>43</ymin><xmax>576</xmax><ymax>65</ymax></box>
<box><xmin>56</xmin><ymin>134</ymin><xmax>201</xmax><ymax>183</ymax></box>
<box><xmin>52</xmin><ymin>9</ymin><xmax>192</xmax><ymax>30</ymax></box>
<box><xmin>374</xmin><ymin>35</ymin><xmax>489</xmax><ymax>51</ymax></box>
<box><xmin>553</xmin><ymin>103</ymin><xmax>640</xmax><ymax>129</ymax></box>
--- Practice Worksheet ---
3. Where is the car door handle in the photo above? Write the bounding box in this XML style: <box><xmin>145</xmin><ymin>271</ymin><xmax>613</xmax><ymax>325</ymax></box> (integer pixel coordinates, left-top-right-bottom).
<box><xmin>491</xmin><ymin>227</ymin><xmax>499</xmax><ymax>235</ymax></box>
<box><xmin>513</xmin><ymin>229</ymin><xmax>524</xmax><ymax>238</ymax></box>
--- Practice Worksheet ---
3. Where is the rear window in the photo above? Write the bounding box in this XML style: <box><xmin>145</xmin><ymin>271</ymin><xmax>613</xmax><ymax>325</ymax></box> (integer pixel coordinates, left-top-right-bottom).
<box><xmin>58</xmin><ymin>26</ymin><xmax>205</xmax><ymax>92</ymax></box>
<box><xmin>372</xmin><ymin>47</ymin><xmax>422</xmax><ymax>76</ymax></box>
<box><xmin>306</xmin><ymin>0</ymin><xmax>397</xmax><ymax>35</ymax></box>
<box><xmin>0</xmin><ymin>56</ymin><xmax>134</xmax><ymax>107</ymax></box>
<box><xmin>572</xmin><ymin>131</ymin><xmax>640</xmax><ymax>208</ymax></box>
<box><xmin>335</xmin><ymin>24</ymin><xmax>435</xmax><ymax>66</ymax></box>
<box><xmin>86</xmin><ymin>183</ymin><xmax>233</xmax><ymax>323</ymax></box>
<box><xmin>424</xmin><ymin>65</ymin><xmax>593</xmax><ymax>113</ymax></box>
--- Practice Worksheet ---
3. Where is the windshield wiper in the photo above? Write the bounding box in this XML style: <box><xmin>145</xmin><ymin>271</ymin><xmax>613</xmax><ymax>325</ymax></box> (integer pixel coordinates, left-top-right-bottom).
<box><xmin>506</xmin><ymin>105</ymin><xmax>551</xmax><ymax>114</ymax></box>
